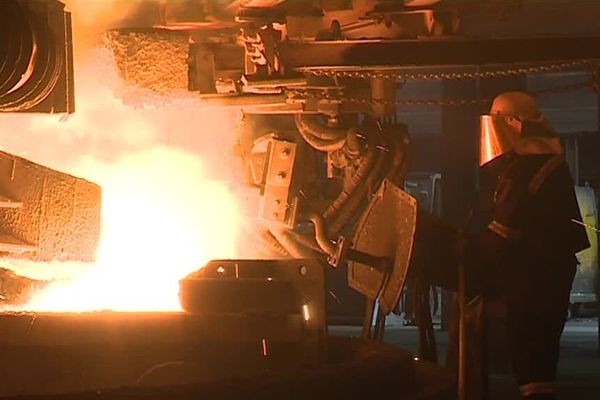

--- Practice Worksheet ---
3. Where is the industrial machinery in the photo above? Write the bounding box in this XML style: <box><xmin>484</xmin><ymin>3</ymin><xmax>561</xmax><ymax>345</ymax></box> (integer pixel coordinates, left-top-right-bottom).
<box><xmin>125</xmin><ymin>0</ymin><xmax>600</xmax><ymax>328</ymax></box>
<box><xmin>1</xmin><ymin>0</ymin><xmax>600</xmax><ymax>399</ymax></box>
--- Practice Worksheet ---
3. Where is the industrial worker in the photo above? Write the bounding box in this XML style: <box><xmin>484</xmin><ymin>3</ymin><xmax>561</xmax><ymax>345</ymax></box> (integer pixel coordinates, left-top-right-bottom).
<box><xmin>470</xmin><ymin>91</ymin><xmax>590</xmax><ymax>399</ymax></box>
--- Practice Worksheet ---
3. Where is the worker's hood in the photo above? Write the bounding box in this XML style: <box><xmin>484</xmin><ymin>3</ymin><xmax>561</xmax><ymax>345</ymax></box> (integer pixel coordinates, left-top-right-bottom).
<box><xmin>480</xmin><ymin>115</ymin><xmax>562</xmax><ymax>166</ymax></box>
<box><xmin>514</xmin><ymin>118</ymin><xmax>563</xmax><ymax>157</ymax></box>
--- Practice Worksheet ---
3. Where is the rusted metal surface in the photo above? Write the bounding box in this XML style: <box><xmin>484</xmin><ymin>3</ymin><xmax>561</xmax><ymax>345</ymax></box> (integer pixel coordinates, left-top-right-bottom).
<box><xmin>0</xmin><ymin>150</ymin><xmax>101</xmax><ymax>262</ymax></box>
<box><xmin>348</xmin><ymin>180</ymin><xmax>417</xmax><ymax>315</ymax></box>
<box><xmin>181</xmin><ymin>259</ymin><xmax>327</xmax><ymax>340</ymax></box>
<box><xmin>103</xmin><ymin>29</ymin><xmax>189</xmax><ymax>94</ymax></box>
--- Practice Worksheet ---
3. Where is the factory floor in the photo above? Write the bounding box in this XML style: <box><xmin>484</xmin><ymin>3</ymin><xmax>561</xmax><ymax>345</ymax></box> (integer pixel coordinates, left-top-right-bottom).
<box><xmin>330</xmin><ymin>318</ymin><xmax>600</xmax><ymax>400</ymax></box>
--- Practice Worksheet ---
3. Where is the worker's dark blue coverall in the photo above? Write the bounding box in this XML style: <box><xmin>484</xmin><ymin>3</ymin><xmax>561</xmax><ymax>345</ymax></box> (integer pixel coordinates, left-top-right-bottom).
<box><xmin>472</xmin><ymin>150</ymin><xmax>590</xmax><ymax>399</ymax></box>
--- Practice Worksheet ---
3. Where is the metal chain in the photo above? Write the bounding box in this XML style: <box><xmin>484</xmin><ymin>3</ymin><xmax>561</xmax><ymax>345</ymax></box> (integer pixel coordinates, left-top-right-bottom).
<box><xmin>285</xmin><ymin>80</ymin><xmax>593</xmax><ymax>107</ymax></box>
<box><xmin>300</xmin><ymin>60</ymin><xmax>593</xmax><ymax>81</ymax></box>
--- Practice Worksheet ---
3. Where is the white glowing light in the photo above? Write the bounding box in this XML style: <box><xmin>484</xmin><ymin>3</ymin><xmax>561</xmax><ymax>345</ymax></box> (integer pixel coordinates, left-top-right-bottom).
<box><xmin>302</xmin><ymin>303</ymin><xmax>311</xmax><ymax>322</ymax></box>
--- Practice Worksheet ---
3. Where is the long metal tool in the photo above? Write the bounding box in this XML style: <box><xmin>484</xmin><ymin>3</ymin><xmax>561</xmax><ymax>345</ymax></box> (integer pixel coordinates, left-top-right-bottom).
<box><xmin>457</xmin><ymin>232</ymin><xmax>467</xmax><ymax>400</ymax></box>
<box><xmin>457</xmin><ymin>209</ymin><xmax>477</xmax><ymax>400</ymax></box>
<box><xmin>571</xmin><ymin>218</ymin><xmax>600</xmax><ymax>233</ymax></box>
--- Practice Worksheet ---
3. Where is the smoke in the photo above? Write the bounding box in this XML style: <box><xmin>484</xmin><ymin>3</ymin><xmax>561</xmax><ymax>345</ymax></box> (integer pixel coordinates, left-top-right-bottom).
<box><xmin>0</xmin><ymin>45</ymin><xmax>242</xmax><ymax>180</ymax></box>
<box><xmin>63</xmin><ymin>0</ymin><xmax>161</xmax><ymax>55</ymax></box>
<box><xmin>0</xmin><ymin>0</ymin><xmax>245</xmax><ymax>178</ymax></box>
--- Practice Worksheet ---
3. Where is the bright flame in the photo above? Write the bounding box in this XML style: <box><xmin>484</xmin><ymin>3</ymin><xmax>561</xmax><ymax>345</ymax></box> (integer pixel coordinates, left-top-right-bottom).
<box><xmin>0</xmin><ymin>45</ymin><xmax>250</xmax><ymax>311</ymax></box>
<box><xmin>22</xmin><ymin>148</ymin><xmax>241</xmax><ymax>312</ymax></box>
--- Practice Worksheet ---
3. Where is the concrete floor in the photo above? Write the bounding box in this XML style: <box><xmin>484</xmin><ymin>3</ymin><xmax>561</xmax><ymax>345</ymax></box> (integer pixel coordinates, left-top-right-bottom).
<box><xmin>330</xmin><ymin>318</ymin><xmax>600</xmax><ymax>399</ymax></box>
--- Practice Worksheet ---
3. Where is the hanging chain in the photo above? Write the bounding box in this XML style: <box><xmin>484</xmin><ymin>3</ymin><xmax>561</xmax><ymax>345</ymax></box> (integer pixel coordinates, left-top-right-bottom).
<box><xmin>299</xmin><ymin>59</ymin><xmax>593</xmax><ymax>81</ymax></box>
<box><xmin>285</xmin><ymin>80</ymin><xmax>592</xmax><ymax>106</ymax></box>
<box><xmin>286</xmin><ymin>61</ymin><xmax>597</xmax><ymax>106</ymax></box>
<box><xmin>285</xmin><ymin>90</ymin><xmax>481</xmax><ymax>106</ymax></box>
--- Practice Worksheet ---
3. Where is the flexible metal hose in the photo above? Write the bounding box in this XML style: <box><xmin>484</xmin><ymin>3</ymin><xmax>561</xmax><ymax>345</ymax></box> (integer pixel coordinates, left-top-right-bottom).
<box><xmin>294</xmin><ymin>113</ymin><xmax>347</xmax><ymax>152</ymax></box>
<box><xmin>413</xmin><ymin>277</ymin><xmax>438</xmax><ymax>362</ymax></box>
<box><xmin>344</xmin><ymin>128</ymin><xmax>362</xmax><ymax>159</ymax></box>
<box><xmin>385</xmin><ymin>133</ymin><xmax>406</xmax><ymax>183</ymax></box>
<box><xmin>306</xmin><ymin>212</ymin><xmax>336</xmax><ymax>257</ymax></box>
<box><xmin>327</xmin><ymin>131</ymin><xmax>393</xmax><ymax>237</ymax></box>
<box><xmin>323</xmin><ymin>132</ymin><xmax>377</xmax><ymax>222</ymax></box>
<box><xmin>295</xmin><ymin>114</ymin><xmax>348</xmax><ymax>141</ymax></box>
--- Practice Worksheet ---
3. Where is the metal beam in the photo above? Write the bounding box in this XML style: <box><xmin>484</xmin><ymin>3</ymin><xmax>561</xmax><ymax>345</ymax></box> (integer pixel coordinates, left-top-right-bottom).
<box><xmin>278</xmin><ymin>36</ymin><xmax>600</xmax><ymax>68</ymax></box>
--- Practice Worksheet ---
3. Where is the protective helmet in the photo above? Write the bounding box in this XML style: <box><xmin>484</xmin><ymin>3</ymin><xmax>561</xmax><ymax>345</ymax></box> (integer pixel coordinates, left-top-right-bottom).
<box><xmin>479</xmin><ymin>91</ymin><xmax>560</xmax><ymax>166</ymax></box>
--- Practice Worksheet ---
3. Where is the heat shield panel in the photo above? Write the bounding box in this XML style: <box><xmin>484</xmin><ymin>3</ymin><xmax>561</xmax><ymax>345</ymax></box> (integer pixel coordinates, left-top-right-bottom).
<box><xmin>348</xmin><ymin>180</ymin><xmax>417</xmax><ymax>314</ymax></box>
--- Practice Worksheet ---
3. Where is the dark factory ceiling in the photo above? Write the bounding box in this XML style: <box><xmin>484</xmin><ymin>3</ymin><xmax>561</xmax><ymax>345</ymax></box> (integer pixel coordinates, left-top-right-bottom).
<box><xmin>94</xmin><ymin>0</ymin><xmax>600</xmax><ymax>36</ymax></box>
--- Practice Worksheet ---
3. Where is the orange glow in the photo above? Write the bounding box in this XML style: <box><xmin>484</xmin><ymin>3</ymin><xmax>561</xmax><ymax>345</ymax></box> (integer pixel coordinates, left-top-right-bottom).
<box><xmin>22</xmin><ymin>148</ymin><xmax>242</xmax><ymax>312</ymax></box>
<box><xmin>479</xmin><ymin>115</ymin><xmax>497</xmax><ymax>167</ymax></box>
<box><xmin>0</xmin><ymin>45</ymin><xmax>250</xmax><ymax>311</ymax></box>
<box><xmin>479</xmin><ymin>115</ymin><xmax>517</xmax><ymax>166</ymax></box>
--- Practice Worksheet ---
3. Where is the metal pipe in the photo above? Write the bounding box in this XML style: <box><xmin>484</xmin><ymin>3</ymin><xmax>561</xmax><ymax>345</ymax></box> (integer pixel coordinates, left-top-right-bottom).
<box><xmin>294</xmin><ymin>114</ymin><xmax>348</xmax><ymax>141</ymax></box>
<box><xmin>306</xmin><ymin>212</ymin><xmax>336</xmax><ymax>257</ymax></box>
<box><xmin>345</xmin><ymin>248</ymin><xmax>392</xmax><ymax>274</ymax></box>
<box><xmin>294</xmin><ymin>114</ymin><xmax>347</xmax><ymax>152</ymax></box>
<box><xmin>199</xmin><ymin>94</ymin><xmax>287</xmax><ymax>108</ymax></box>
<box><xmin>373</xmin><ymin>304</ymin><xmax>386</xmax><ymax>341</ymax></box>
<box><xmin>458</xmin><ymin>256</ymin><xmax>467</xmax><ymax>400</ymax></box>
<box><xmin>370</xmin><ymin>76</ymin><xmax>396</xmax><ymax>119</ymax></box>
<box><xmin>345</xmin><ymin>128</ymin><xmax>363</xmax><ymax>159</ymax></box>
<box><xmin>456</xmin><ymin>210</ymin><xmax>475</xmax><ymax>400</ymax></box>
<box><xmin>323</xmin><ymin>131</ymin><xmax>377</xmax><ymax>222</ymax></box>
<box><xmin>385</xmin><ymin>133</ymin><xmax>407</xmax><ymax>184</ymax></box>
<box><xmin>328</xmin><ymin>131</ymin><xmax>392</xmax><ymax>236</ymax></box>
<box><xmin>362</xmin><ymin>299</ymin><xmax>376</xmax><ymax>340</ymax></box>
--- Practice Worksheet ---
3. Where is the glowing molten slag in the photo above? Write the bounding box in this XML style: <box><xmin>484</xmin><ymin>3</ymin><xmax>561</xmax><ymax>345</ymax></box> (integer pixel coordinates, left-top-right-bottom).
<box><xmin>23</xmin><ymin>148</ymin><xmax>241</xmax><ymax>312</ymax></box>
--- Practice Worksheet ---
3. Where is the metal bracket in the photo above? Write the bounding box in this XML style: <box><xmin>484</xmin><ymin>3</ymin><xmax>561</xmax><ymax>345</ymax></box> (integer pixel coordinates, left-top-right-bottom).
<box><xmin>259</xmin><ymin>138</ymin><xmax>298</xmax><ymax>226</ymax></box>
